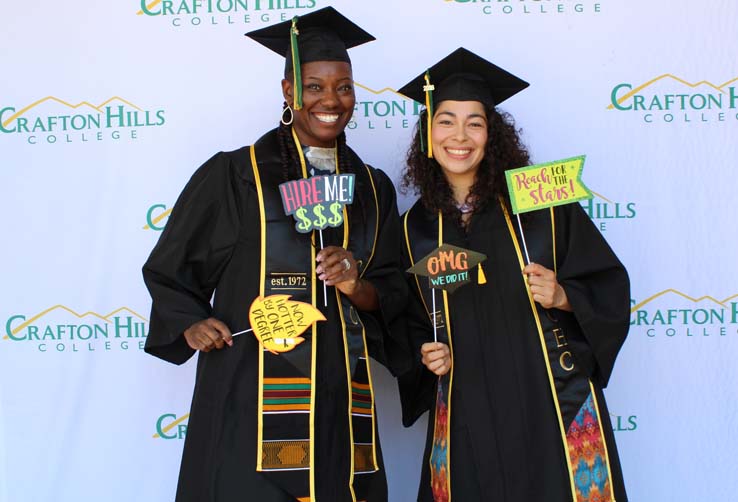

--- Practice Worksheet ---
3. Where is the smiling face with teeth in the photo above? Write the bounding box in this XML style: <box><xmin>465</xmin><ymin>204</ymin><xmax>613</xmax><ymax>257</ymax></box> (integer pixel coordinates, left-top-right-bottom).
<box><xmin>431</xmin><ymin>100</ymin><xmax>489</xmax><ymax>187</ymax></box>
<box><xmin>282</xmin><ymin>60</ymin><xmax>355</xmax><ymax>148</ymax></box>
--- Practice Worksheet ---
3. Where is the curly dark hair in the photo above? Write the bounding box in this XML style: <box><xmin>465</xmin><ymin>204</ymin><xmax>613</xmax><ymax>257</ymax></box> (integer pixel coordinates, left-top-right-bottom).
<box><xmin>401</xmin><ymin>104</ymin><xmax>531</xmax><ymax>225</ymax></box>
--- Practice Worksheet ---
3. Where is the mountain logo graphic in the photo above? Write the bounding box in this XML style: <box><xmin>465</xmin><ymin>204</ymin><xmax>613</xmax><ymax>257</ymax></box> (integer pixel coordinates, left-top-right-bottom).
<box><xmin>1</xmin><ymin>96</ymin><xmax>166</xmax><ymax>144</ymax></box>
<box><xmin>609</xmin><ymin>75</ymin><xmax>738</xmax><ymax>114</ymax></box>
<box><xmin>631</xmin><ymin>290</ymin><xmax>738</xmax><ymax>313</ymax></box>
<box><xmin>349</xmin><ymin>82</ymin><xmax>420</xmax><ymax>131</ymax></box>
<box><xmin>630</xmin><ymin>290</ymin><xmax>738</xmax><ymax>338</ymax></box>
<box><xmin>4</xmin><ymin>305</ymin><xmax>149</xmax><ymax>352</ymax></box>
<box><xmin>136</xmin><ymin>0</ymin><xmax>319</xmax><ymax>25</ymax></box>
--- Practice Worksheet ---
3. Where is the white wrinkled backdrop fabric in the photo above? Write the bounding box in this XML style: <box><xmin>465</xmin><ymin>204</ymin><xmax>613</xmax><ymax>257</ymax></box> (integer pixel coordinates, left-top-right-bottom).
<box><xmin>1</xmin><ymin>1</ymin><xmax>736</xmax><ymax>501</ymax></box>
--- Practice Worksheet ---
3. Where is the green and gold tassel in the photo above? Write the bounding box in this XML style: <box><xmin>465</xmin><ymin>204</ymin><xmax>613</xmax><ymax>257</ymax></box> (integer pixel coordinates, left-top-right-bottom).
<box><xmin>290</xmin><ymin>16</ymin><xmax>303</xmax><ymax>110</ymax></box>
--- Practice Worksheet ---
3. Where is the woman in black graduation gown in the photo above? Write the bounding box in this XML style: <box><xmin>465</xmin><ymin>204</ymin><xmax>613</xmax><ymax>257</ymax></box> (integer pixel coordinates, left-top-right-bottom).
<box><xmin>142</xmin><ymin>8</ymin><xmax>408</xmax><ymax>502</ymax></box>
<box><xmin>396</xmin><ymin>48</ymin><xmax>630</xmax><ymax>502</ymax></box>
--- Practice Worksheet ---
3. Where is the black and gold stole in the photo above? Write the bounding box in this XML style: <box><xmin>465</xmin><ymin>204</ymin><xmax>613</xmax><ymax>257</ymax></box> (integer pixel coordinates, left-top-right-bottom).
<box><xmin>248</xmin><ymin>129</ymin><xmax>379</xmax><ymax>502</ymax></box>
<box><xmin>403</xmin><ymin>207</ymin><xmax>453</xmax><ymax>502</ymax></box>
<box><xmin>500</xmin><ymin>200</ymin><xmax>616</xmax><ymax>502</ymax></box>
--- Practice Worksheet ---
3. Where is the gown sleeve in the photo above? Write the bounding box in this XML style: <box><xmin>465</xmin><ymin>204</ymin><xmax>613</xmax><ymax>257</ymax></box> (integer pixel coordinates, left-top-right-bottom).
<box><xmin>555</xmin><ymin>202</ymin><xmax>630</xmax><ymax>387</ymax></box>
<box><xmin>142</xmin><ymin>152</ymin><xmax>241</xmax><ymax>365</ymax></box>
<box><xmin>357</xmin><ymin>167</ymin><xmax>413</xmax><ymax>377</ymax></box>
<box><xmin>395</xmin><ymin>211</ymin><xmax>437</xmax><ymax>427</ymax></box>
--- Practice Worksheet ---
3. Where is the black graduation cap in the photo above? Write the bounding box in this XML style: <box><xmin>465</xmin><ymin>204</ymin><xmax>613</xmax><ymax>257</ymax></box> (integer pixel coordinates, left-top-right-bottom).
<box><xmin>245</xmin><ymin>6</ymin><xmax>375</xmax><ymax>110</ymax></box>
<box><xmin>397</xmin><ymin>47</ymin><xmax>529</xmax><ymax>157</ymax></box>
<box><xmin>407</xmin><ymin>243</ymin><xmax>487</xmax><ymax>294</ymax></box>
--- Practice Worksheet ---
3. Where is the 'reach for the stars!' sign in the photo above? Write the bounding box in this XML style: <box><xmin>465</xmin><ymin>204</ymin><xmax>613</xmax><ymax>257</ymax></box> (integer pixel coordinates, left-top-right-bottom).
<box><xmin>407</xmin><ymin>243</ymin><xmax>487</xmax><ymax>294</ymax></box>
<box><xmin>279</xmin><ymin>174</ymin><xmax>356</xmax><ymax>233</ymax></box>
<box><xmin>505</xmin><ymin>156</ymin><xmax>593</xmax><ymax>214</ymax></box>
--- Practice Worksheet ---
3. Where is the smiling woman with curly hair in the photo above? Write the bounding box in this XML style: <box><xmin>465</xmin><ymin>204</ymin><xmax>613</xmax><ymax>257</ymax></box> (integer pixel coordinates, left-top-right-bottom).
<box><xmin>402</xmin><ymin>104</ymin><xmax>530</xmax><ymax>226</ymax></box>
<box><xmin>395</xmin><ymin>48</ymin><xmax>631</xmax><ymax>502</ymax></box>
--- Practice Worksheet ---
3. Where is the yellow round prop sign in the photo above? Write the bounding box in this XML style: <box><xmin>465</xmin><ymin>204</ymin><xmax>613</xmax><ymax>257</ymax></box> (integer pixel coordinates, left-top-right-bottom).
<box><xmin>248</xmin><ymin>295</ymin><xmax>326</xmax><ymax>354</ymax></box>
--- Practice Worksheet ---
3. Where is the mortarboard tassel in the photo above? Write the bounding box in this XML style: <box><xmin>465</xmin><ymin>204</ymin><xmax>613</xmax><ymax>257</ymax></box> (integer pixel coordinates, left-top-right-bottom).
<box><xmin>423</xmin><ymin>71</ymin><xmax>434</xmax><ymax>158</ymax></box>
<box><xmin>290</xmin><ymin>16</ymin><xmax>303</xmax><ymax>110</ymax></box>
<box><xmin>477</xmin><ymin>263</ymin><xmax>487</xmax><ymax>284</ymax></box>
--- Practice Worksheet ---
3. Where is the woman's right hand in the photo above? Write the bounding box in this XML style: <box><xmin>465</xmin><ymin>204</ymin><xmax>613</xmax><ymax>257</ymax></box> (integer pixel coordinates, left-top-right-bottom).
<box><xmin>184</xmin><ymin>318</ymin><xmax>233</xmax><ymax>352</ymax></box>
<box><xmin>420</xmin><ymin>342</ymin><xmax>452</xmax><ymax>376</ymax></box>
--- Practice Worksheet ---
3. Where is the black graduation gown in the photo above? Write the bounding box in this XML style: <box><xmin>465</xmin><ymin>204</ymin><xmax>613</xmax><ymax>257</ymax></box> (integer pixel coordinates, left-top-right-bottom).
<box><xmin>399</xmin><ymin>200</ymin><xmax>630</xmax><ymax>502</ymax></box>
<box><xmin>142</xmin><ymin>129</ymin><xmax>409</xmax><ymax>502</ymax></box>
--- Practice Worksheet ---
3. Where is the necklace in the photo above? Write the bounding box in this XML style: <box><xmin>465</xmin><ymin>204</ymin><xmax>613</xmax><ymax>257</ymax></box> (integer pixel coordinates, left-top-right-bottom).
<box><xmin>456</xmin><ymin>201</ymin><xmax>474</xmax><ymax>214</ymax></box>
<box><xmin>304</xmin><ymin>146</ymin><xmax>337</xmax><ymax>173</ymax></box>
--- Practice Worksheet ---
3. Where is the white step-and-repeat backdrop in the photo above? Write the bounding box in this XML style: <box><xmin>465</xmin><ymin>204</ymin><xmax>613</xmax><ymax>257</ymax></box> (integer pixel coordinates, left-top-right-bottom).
<box><xmin>1</xmin><ymin>1</ymin><xmax>736</xmax><ymax>501</ymax></box>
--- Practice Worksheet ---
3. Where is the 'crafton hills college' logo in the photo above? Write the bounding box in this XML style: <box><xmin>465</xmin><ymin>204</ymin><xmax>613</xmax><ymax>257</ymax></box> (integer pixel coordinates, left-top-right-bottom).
<box><xmin>0</xmin><ymin>96</ymin><xmax>166</xmax><ymax>146</ymax></box>
<box><xmin>609</xmin><ymin>74</ymin><xmax>738</xmax><ymax>125</ymax></box>
<box><xmin>349</xmin><ymin>82</ymin><xmax>421</xmax><ymax>132</ymax></box>
<box><xmin>144</xmin><ymin>204</ymin><xmax>172</xmax><ymax>232</ymax></box>
<box><xmin>631</xmin><ymin>290</ymin><xmax>738</xmax><ymax>339</ymax></box>
<box><xmin>136</xmin><ymin>0</ymin><xmax>318</xmax><ymax>29</ymax></box>
<box><xmin>154</xmin><ymin>413</ymin><xmax>190</xmax><ymax>440</ymax></box>
<box><xmin>4</xmin><ymin>305</ymin><xmax>149</xmax><ymax>353</ymax></box>
<box><xmin>610</xmin><ymin>412</ymin><xmax>638</xmax><ymax>433</ymax></box>
<box><xmin>580</xmin><ymin>190</ymin><xmax>637</xmax><ymax>232</ymax></box>
<box><xmin>442</xmin><ymin>0</ymin><xmax>604</xmax><ymax>16</ymax></box>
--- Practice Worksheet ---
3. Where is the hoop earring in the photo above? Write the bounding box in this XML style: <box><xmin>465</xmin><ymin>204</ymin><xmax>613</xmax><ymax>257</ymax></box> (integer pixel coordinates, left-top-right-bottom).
<box><xmin>281</xmin><ymin>104</ymin><xmax>294</xmax><ymax>126</ymax></box>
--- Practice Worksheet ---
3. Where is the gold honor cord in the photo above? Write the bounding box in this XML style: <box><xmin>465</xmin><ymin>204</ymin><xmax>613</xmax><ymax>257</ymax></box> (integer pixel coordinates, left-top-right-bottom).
<box><xmin>499</xmin><ymin>198</ymin><xmax>577</xmax><ymax>498</ymax></box>
<box><xmin>333</xmin><ymin>147</ymin><xmax>349</xmax><ymax>248</ymax></box>
<box><xmin>348</xmin><ymin>169</ymin><xmax>379</xmax><ymax>474</ymax></box>
<box><xmin>365</xmin><ymin>332</ymin><xmax>379</xmax><ymax>473</ymax></box>
<box><xmin>336</xmin><ymin>288</ymin><xmax>358</xmax><ymax>502</ymax></box>
<box><xmin>361</xmin><ymin>165</ymin><xmax>380</xmax><ymax>278</ymax></box>
<box><xmin>403</xmin><ymin>208</ymin><xmax>432</xmax><ymax>317</ymax></box>
<box><xmin>250</xmin><ymin>145</ymin><xmax>267</xmax><ymax>471</ymax></box>
<box><xmin>289</xmin><ymin>129</ymin><xmax>319</xmax><ymax>499</ymax></box>
<box><xmin>332</xmin><ymin>139</ymin><xmax>359</xmax><ymax>502</ymax></box>
<box><xmin>438</xmin><ymin>212</ymin><xmax>453</xmax><ymax>501</ymax></box>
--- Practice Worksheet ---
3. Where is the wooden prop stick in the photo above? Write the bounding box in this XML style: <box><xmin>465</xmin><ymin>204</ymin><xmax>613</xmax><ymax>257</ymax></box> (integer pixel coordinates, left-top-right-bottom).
<box><xmin>232</xmin><ymin>328</ymin><xmax>253</xmax><ymax>338</ymax></box>
<box><xmin>516</xmin><ymin>213</ymin><xmax>531</xmax><ymax>265</ymax></box>
<box><xmin>431</xmin><ymin>284</ymin><xmax>438</xmax><ymax>343</ymax></box>
<box><xmin>319</xmin><ymin>229</ymin><xmax>328</xmax><ymax>307</ymax></box>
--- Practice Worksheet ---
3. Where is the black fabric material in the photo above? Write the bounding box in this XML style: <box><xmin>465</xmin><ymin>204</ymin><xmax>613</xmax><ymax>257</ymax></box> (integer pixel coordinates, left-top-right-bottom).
<box><xmin>398</xmin><ymin>200</ymin><xmax>630</xmax><ymax>502</ymax></box>
<box><xmin>397</xmin><ymin>47</ymin><xmax>529</xmax><ymax>107</ymax></box>
<box><xmin>142</xmin><ymin>128</ymin><xmax>410</xmax><ymax>502</ymax></box>
<box><xmin>245</xmin><ymin>6</ymin><xmax>375</xmax><ymax>74</ymax></box>
<box><xmin>434</xmin><ymin>73</ymin><xmax>495</xmax><ymax>107</ymax></box>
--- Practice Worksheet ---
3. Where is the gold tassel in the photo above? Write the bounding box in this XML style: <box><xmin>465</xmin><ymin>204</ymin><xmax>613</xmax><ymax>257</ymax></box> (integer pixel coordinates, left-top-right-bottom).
<box><xmin>477</xmin><ymin>263</ymin><xmax>487</xmax><ymax>284</ymax></box>
<box><xmin>423</xmin><ymin>72</ymin><xmax>434</xmax><ymax>159</ymax></box>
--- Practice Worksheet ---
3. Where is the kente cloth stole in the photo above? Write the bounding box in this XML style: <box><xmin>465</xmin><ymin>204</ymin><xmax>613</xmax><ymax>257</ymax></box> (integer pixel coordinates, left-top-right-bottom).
<box><xmin>403</xmin><ymin>207</ymin><xmax>453</xmax><ymax>502</ymax></box>
<box><xmin>500</xmin><ymin>200</ymin><xmax>616</xmax><ymax>502</ymax></box>
<box><xmin>248</xmin><ymin>130</ymin><xmax>379</xmax><ymax>502</ymax></box>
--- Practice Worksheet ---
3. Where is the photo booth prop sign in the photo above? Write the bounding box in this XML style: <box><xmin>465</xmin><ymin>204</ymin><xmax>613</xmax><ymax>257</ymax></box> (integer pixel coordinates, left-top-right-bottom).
<box><xmin>279</xmin><ymin>174</ymin><xmax>356</xmax><ymax>233</ymax></box>
<box><xmin>505</xmin><ymin>156</ymin><xmax>592</xmax><ymax>215</ymax></box>
<box><xmin>407</xmin><ymin>243</ymin><xmax>487</xmax><ymax>293</ymax></box>
<box><xmin>247</xmin><ymin>295</ymin><xmax>326</xmax><ymax>354</ymax></box>
<box><xmin>406</xmin><ymin>243</ymin><xmax>486</xmax><ymax>341</ymax></box>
